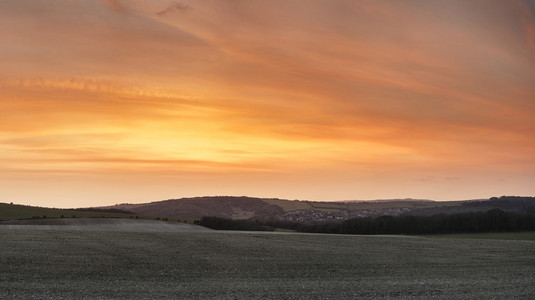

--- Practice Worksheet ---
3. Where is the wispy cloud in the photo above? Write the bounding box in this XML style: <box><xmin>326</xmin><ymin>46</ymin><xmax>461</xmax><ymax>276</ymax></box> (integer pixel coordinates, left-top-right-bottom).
<box><xmin>101</xmin><ymin>0</ymin><xmax>125</xmax><ymax>13</ymax></box>
<box><xmin>1</xmin><ymin>0</ymin><xmax>534</xmax><ymax>206</ymax></box>
<box><xmin>157</xmin><ymin>2</ymin><xmax>191</xmax><ymax>16</ymax></box>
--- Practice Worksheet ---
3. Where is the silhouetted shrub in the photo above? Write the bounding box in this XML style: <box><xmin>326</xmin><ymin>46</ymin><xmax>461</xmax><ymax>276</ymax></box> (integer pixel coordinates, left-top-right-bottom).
<box><xmin>199</xmin><ymin>216</ymin><xmax>273</xmax><ymax>231</ymax></box>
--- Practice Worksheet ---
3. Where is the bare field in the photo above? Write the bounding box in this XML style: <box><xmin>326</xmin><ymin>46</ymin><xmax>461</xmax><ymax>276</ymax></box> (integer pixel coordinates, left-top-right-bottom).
<box><xmin>0</xmin><ymin>221</ymin><xmax>534</xmax><ymax>299</ymax></box>
<box><xmin>425</xmin><ymin>231</ymin><xmax>535</xmax><ymax>241</ymax></box>
<box><xmin>0</xmin><ymin>203</ymin><xmax>136</xmax><ymax>221</ymax></box>
<box><xmin>0</xmin><ymin>218</ymin><xmax>211</xmax><ymax>233</ymax></box>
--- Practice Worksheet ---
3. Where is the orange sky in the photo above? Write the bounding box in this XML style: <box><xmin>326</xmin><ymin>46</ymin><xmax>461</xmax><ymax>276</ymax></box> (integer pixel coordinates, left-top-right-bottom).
<box><xmin>1</xmin><ymin>0</ymin><xmax>535</xmax><ymax>208</ymax></box>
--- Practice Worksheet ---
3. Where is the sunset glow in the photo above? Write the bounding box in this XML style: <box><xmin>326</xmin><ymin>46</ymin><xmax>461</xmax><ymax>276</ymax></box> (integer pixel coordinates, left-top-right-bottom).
<box><xmin>1</xmin><ymin>0</ymin><xmax>534</xmax><ymax>207</ymax></box>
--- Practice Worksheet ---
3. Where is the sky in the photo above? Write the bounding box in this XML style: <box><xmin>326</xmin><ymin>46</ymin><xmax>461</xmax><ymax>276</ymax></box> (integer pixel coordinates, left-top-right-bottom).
<box><xmin>1</xmin><ymin>0</ymin><xmax>535</xmax><ymax>208</ymax></box>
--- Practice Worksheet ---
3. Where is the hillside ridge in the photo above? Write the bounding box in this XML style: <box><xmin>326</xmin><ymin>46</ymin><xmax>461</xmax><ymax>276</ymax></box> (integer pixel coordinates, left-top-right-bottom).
<box><xmin>103</xmin><ymin>195</ymin><xmax>535</xmax><ymax>223</ymax></box>
<box><xmin>3</xmin><ymin>196</ymin><xmax>533</xmax><ymax>223</ymax></box>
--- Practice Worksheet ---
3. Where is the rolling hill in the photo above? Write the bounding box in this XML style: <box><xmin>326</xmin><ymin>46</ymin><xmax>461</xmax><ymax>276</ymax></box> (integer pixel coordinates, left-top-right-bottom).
<box><xmin>3</xmin><ymin>196</ymin><xmax>533</xmax><ymax>224</ymax></box>
<box><xmin>108</xmin><ymin>196</ymin><xmax>285</xmax><ymax>219</ymax></box>
<box><xmin>101</xmin><ymin>196</ymin><xmax>534</xmax><ymax>223</ymax></box>
<box><xmin>0</xmin><ymin>203</ymin><xmax>139</xmax><ymax>222</ymax></box>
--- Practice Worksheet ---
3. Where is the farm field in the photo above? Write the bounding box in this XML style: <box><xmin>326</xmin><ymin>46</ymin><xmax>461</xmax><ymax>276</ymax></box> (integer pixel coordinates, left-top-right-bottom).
<box><xmin>0</xmin><ymin>202</ymin><xmax>136</xmax><ymax>221</ymax></box>
<box><xmin>426</xmin><ymin>231</ymin><xmax>535</xmax><ymax>241</ymax></box>
<box><xmin>0</xmin><ymin>218</ymin><xmax>211</xmax><ymax>233</ymax></box>
<box><xmin>0</xmin><ymin>202</ymin><xmax>195</xmax><ymax>224</ymax></box>
<box><xmin>0</xmin><ymin>221</ymin><xmax>534</xmax><ymax>299</ymax></box>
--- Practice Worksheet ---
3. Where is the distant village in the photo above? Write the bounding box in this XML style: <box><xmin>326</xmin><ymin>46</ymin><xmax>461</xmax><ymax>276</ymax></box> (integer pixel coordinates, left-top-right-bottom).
<box><xmin>273</xmin><ymin>207</ymin><xmax>412</xmax><ymax>223</ymax></box>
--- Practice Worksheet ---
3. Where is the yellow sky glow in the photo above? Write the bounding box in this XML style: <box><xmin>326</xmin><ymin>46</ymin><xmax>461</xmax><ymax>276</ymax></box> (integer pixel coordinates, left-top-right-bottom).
<box><xmin>1</xmin><ymin>0</ymin><xmax>534</xmax><ymax>207</ymax></box>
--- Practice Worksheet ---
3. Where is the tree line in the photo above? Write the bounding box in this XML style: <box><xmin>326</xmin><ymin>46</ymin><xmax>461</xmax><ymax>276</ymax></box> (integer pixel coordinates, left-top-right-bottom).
<box><xmin>200</xmin><ymin>209</ymin><xmax>535</xmax><ymax>235</ymax></box>
<box><xmin>199</xmin><ymin>216</ymin><xmax>272</xmax><ymax>231</ymax></box>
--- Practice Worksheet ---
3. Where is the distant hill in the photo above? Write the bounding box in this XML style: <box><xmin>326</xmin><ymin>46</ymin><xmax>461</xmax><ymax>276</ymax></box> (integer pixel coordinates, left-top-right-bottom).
<box><xmin>0</xmin><ymin>203</ymin><xmax>137</xmax><ymax>221</ymax></box>
<box><xmin>108</xmin><ymin>196</ymin><xmax>285</xmax><ymax>219</ymax></box>
<box><xmin>404</xmin><ymin>196</ymin><xmax>535</xmax><ymax>216</ymax></box>
<box><xmin>4</xmin><ymin>196</ymin><xmax>533</xmax><ymax>224</ymax></box>
<box><xmin>102</xmin><ymin>196</ymin><xmax>535</xmax><ymax>223</ymax></box>
<box><xmin>345</xmin><ymin>198</ymin><xmax>436</xmax><ymax>203</ymax></box>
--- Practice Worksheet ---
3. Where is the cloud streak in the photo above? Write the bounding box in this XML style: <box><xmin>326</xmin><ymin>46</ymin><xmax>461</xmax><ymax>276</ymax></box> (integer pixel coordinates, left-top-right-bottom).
<box><xmin>1</xmin><ymin>0</ymin><xmax>534</xmax><ymax>206</ymax></box>
<box><xmin>157</xmin><ymin>2</ymin><xmax>191</xmax><ymax>16</ymax></box>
